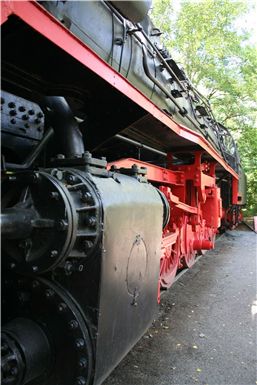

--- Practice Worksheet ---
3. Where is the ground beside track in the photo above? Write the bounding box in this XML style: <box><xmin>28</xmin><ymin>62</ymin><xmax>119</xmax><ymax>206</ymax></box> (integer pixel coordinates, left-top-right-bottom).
<box><xmin>103</xmin><ymin>227</ymin><xmax>257</xmax><ymax>385</ymax></box>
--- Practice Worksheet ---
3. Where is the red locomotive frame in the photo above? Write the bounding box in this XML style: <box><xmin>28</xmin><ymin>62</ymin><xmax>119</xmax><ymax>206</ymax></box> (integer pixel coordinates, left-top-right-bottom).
<box><xmin>1</xmin><ymin>0</ymin><xmax>241</xmax><ymax>295</ymax></box>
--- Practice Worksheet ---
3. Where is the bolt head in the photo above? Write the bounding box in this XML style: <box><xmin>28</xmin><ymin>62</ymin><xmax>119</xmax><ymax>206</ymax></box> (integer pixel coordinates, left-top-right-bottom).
<box><xmin>50</xmin><ymin>191</ymin><xmax>59</xmax><ymax>200</ymax></box>
<box><xmin>87</xmin><ymin>216</ymin><xmax>96</xmax><ymax>228</ymax></box>
<box><xmin>81</xmin><ymin>191</ymin><xmax>92</xmax><ymax>203</ymax></box>
<box><xmin>84</xmin><ymin>240</ymin><xmax>93</xmax><ymax>251</ymax></box>
<box><xmin>56</xmin><ymin>154</ymin><xmax>65</xmax><ymax>159</ymax></box>
<box><xmin>57</xmin><ymin>220</ymin><xmax>68</xmax><ymax>231</ymax></box>
<box><xmin>58</xmin><ymin>302</ymin><xmax>67</xmax><ymax>312</ymax></box>
<box><xmin>64</xmin><ymin>261</ymin><xmax>74</xmax><ymax>275</ymax></box>
<box><xmin>75</xmin><ymin>338</ymin><xmax>85</xmax><ymax>350</ymax></box>
<box><xmin>76</xmin><ymin>376</ymin><xmax>86</xmax><ymax>385</ymax></box>
<box><xmin>78</xmin><ymin>358</ymin><xmax>87</xmax><ymax>369</ymax></box>
<box><xmin>50</xmin><ymin>250</ymin><xmax>58</xmax><ymax>258</ymax></box>
<box><xmin>66</xmin><ymin>174</ymin><xmax>77</xmax><ymax>184</ymax></box>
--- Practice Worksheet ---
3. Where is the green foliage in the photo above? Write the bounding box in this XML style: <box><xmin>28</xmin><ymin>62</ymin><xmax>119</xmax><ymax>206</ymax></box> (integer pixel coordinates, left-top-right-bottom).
<box><xmin>151</xmin><ymin>0</ymin><xmax>257</xmax><ymax>214</ymax></box>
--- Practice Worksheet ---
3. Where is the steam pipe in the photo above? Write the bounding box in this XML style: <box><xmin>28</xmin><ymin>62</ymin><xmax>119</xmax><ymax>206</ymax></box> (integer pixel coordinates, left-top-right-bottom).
<box><xmin>43</xmin><ymin>97</ymin><xmax>85</xmax><ymax>158</ymax></box>
<box><xmin>115</xmin><ymin>134</ymin><xmax>167</xmax><ymax>156</ymax></box>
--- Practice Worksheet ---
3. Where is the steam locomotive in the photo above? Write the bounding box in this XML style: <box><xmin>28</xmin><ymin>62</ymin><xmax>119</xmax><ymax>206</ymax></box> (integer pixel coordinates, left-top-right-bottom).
<box><xmin>1</xmin><ymin>1</ymin><xmax>246</xmax><ymax>385</ymax></box>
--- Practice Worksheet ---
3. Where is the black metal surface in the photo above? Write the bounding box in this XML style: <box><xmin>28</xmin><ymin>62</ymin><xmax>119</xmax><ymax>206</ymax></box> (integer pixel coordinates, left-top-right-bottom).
<box><xmin>5</xmin><ymin>127</ymin><xmax>54</xmax><ymax>170</ymax></box>
<box><xmin>1</xmin><ymin>90</ymin><xmax>44</xmax><ymax>141</ymax></box>
<box><xmin>89</xmin><ymin>172</ymin><xmax>163</xmax><ymax>385</ymax></box>
<box><xmin>1</xmin><ymin>162</ymin><xmax>164</xmax><ymax>385</ymax></box>
<box><xmin>2</xmin><ymin>276</ymin><xmax>94</xmax><ymax>385</ymax></box>
<box><xmin>2</xmin><ymin>318</ymin><xmax>52</xmax><ymax>385</ymax></box>
<box><xmin>1</xmin><ymin>168</ymin><xmax>101</xmax><ymax>274</ymax></box>
<box><xmin>1</xmin><ymin>90</ymin><xmax>45</xmax><ymax>164</ymax></box>
<box><xmin>110</xmin><ymin>1</ymin><xmax>152</xmax><ymax>23</ymax></box>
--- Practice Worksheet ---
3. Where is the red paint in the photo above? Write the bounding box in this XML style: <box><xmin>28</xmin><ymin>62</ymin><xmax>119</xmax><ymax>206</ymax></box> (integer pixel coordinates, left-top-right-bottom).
<box><xmin>109</xmin><ymin>153</ymin><xmax>222</xmax><ymax>297</ymax></box>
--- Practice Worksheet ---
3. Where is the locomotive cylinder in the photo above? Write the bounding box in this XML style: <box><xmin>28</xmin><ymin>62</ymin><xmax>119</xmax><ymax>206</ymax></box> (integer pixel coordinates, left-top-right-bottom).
<box><xmin>2</xmin><ymin>163</ymin><xmax>165</xmax><ymax>385</ymax></box>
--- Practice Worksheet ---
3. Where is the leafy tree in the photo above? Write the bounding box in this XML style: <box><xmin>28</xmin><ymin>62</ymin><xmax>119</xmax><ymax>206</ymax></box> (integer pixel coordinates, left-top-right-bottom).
<box><xmin>151</xmin><ymin>0</ymin><xmax>257</xmax><ymax>215</ymax></box>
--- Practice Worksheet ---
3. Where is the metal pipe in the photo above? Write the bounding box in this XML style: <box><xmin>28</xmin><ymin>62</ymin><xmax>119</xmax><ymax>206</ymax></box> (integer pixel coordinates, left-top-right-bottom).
<box><xmin>142</xmin><ymin>46</ymin><xmax>184</xmax><ymax>113</ymax></box>
<box><xmin>0</xmin><ymin>208</ymin><xmax>36</xmax><ymax>239</ymax></box>
<box><xmin>141</xmin><ymin>46</ymin><xmax>215</xmax><ymax>137</ymax></box>
<box><xmin>137</xmin><ymin>23</ymin><xmax>187</xmax><ymax>92</ymax></box>
<box><xmin>43</xmin><ymin>96</ymin><xmax>85</xmax><ymax>158</ymax></box>
<box><xmin>115</xmin><ymin>134</ymin><xmax>167</xmax><ymax>156</ymax></box>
